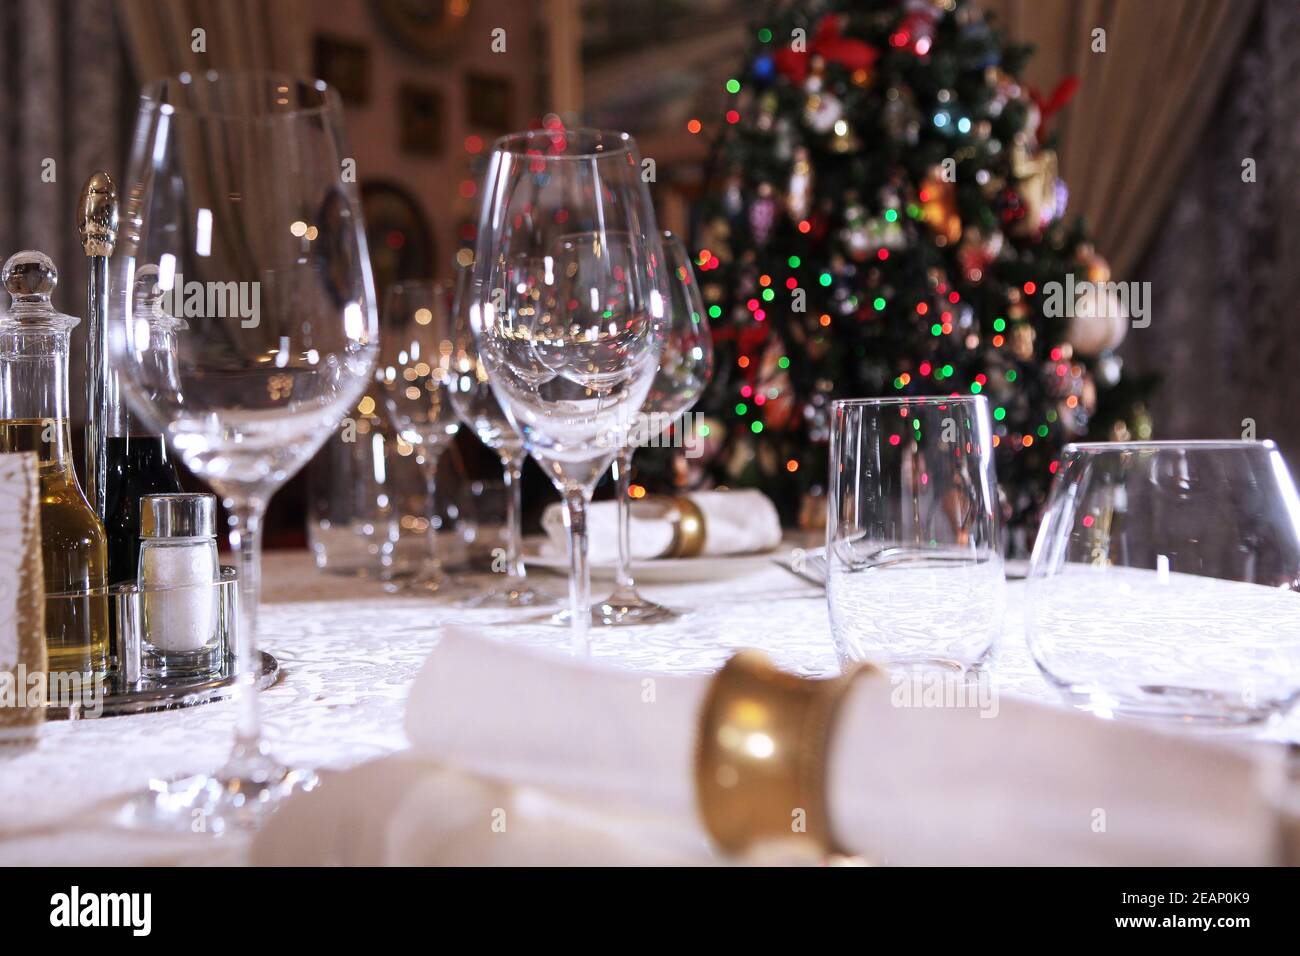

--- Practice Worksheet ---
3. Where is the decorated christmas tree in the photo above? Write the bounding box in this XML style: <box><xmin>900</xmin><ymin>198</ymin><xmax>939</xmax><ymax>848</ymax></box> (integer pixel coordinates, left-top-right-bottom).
<box><xmin>688</xmin><ymin>0</ymin><xmax>1153</xmax><ymax>540</ymax></box>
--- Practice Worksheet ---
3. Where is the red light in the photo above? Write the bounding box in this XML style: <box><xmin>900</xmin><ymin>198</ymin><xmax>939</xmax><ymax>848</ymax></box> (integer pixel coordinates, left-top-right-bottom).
<box><xmin>1023</xmin><ymin>281</ymin><xmax>1037</xmax><ymax>295</ymax></box>
<box><xmin>877</xmin><ymin>248</ymin><xmax>889</xmax><ymax>261</ymax></box>
<box><xmin>785</xmin><ymin>277</ymin><xmax>798</xmax><ymax>290</ymax></box>
<box><xmin>919</xmin><ymin>361</ymin><xmax>932</xmax><ymax>376</ymax></box>
<box><xmin>889</xmin><ymin>433</ymin><xmax>902</xmax><ymax>446</ymax></box>
<box><xmin>725</xmin><ymin>110</ymin><xmax>740</xmax><ymax>124</ymax></box>
<box><xmin>1082</xmin><ymin>515</ymin><xmax>1095</xmax><ymax>528</ymax></box>
<box><xmin>464</xmin><ymin>135</ymin><xmax>484</xmax><ymax>153</ymax></box>
<box><xmin>687</xmin><ymin>119</ymin><xmax>702</xmax><ymax>134</ymax></box>
<box><xmin>916</xmin><ymin>302</ymin><xmax>929</xmax><ymax>316</ymax></box>
<box><xmin>798</xmin><ymin>220</ymin><xmax>811</xmax><ymax>234</ymax></box>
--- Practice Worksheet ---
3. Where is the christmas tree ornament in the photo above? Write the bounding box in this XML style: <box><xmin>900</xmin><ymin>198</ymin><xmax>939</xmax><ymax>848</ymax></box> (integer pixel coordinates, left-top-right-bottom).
<box><xmin>882</xmin><ymin>87</ymin><xmax>922</xmax><ymax>145</ymax></box>
<box><xmin>774</xmin><ymin>13</ymin><xmax>880</xmax><ymax>86</ymax></box>
<box><xmin>723</xmin><ymin>168</ymin><xmax>745</xmax><ymax>217</ymax></box>
<box><xmin>919</xmin><ymin>167</ymin><xmax>962</xmax><ymax>245</ymax></box>
<box><xmin>749</xmin><ymin>183</ymin><xmax>778</xmax><ymax>247</ymax></box>
<box><xmin>1011</xmin><ymin>140</ymin><xmax>1061</xmax><ymax>233</ymax></box>
<box><xmin>786</xmin><ymin>147</ymin><xmax>814</xmax><ymax>221</ymax></box>
<box><xmin>1009</xmin><ymin>322</ymin><xmax>1036</xmax><ymax>361</ymax></box>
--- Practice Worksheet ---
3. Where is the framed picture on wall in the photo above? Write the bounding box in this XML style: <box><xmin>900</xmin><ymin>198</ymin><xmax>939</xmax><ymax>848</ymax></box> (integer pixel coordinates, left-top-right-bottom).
<box><xmin>313</xmin><ymin>35</ymin><xmax>371</xmax><ymax>106</ymax></box>
<box><xmin>398</xmin><ymin>84</ymin><xmax>445</xmax><ymax>157</ymax></box>
<box><xmin>361</xmin><ymin>180</ymin><xmax>437</xmax><ymax>305</ymax></box>
<box><xmin>465</xmin><ymin>73</ymin><xmax>513</xmax><ymax>132</ymax></box>
<box><xmin>371</xmin><ymin>0</ymin><xmax>471</xmax><ymax>62</ymax></box>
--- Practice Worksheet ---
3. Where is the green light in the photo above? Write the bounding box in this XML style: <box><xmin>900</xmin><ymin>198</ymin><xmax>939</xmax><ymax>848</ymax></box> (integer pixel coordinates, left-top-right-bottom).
<box><xmin>971</xmin><ymin>382</ymin><xmax>983</xmax><ymax>394</ymax></box>
<box><xmin>698</xmin><ymin>424</ymin><xmax>711</xmax><ymax>438</ymax></box>
<box><xmin>819</xmin><ymin>273</ymin><xmax>832</xmax><ymax>287</ymax></box>
<box><xmin>912</xmin><ymin>419</ymin><xmax>921</xmax><ymax>430</ymax></box>
<box><xmin>751</xmin><ymin>420</ymin><xmax>764</xmax><ymax>434</ymax></box>
<box><xmin>993</xmin><ymin>407</ymin><xmax>1007</xmax><ymax>421</ymax></box>
<box><xmin>993</xmin><ymin>317</ymin><xmax>1006</xmax><ymax>332</ymax></box>
<box><xmin>893</xmin><ymin>377</ymin><xmax>904</xmax><ymax>389</ymax></box>
<box><xmin>787</xmin><ymin>255</ymin><xmax>800</xmax><ymax>268</ymax></box>
<box><xmin>761</xmin><ymin>288</ymin><xmax>774</xmax><ymax>302</ymax></box>
<box><xmin>708</xmin><ymin>304</ymin><xmax>722</xmax><ymax>319</ymax></box>
<box><xmin>1006</xmin><ymin>369</ymin><xmax>1017</xmax><ymax>382</ymax></box>
<box><xmin>726</xmin><ymin>78</ymin><xmax>741</xmax><ymax>94</ymax></box>
<box><xmin>1037</xmin><ymin>424</ymin><xmax>1049</xmax><ymax>438</ymax></box>
<box><xmin>930</xmin><ymin>323</ymin><xmax>942</xmax><ymax>336</ymax></box>
<box><xmin>873</xmin><ymin>297</ymin><xmax>886</xmax><ymax>311</ymax></box>
<box><xmin>777</xmin><ymin>356</ymin><xmax>790</xmax><ymax>369</ymax></box>
<box><xmin>906</xmin><ymin>203</ymin><xmax>922</xmax><ymax>219</ymax></box>
<box><xmin>941</xmin><ymin>364</ymin><xmax>954</xmax><ymax>378</ymax></box>
<box><xmin>884</xmin><ymin>209</ymin><xmax>898</xmax><ymax>223</ymax></box>
<box><xmin>758</xmin><ymin>27</ymin><xmax>773</xmax><ymax>42</ymax></box>
<box><xmin>735</xmin><ymin>402</ymin><xmax>748</xmax><ymax>416</ymax></box>
<box><xmin>1046</xmin><ymin>409</ymin><xmax>1058</xmax><ymax>423</ymax></box>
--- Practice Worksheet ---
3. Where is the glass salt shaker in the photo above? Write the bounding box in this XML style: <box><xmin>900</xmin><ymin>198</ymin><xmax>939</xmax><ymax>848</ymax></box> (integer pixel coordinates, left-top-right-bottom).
<box><xmin>137</xmin><ymin>493</ymin><xmax>221</xmax><ymax>678</ymax></box>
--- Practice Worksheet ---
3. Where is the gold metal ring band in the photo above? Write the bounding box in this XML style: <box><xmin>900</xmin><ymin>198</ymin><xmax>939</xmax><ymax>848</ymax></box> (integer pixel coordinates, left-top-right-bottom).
<box><xmin>668</xmin><ymin>495</ymin><xmax>706</xmax><ymax>558</ymax></box>
<box><xmin>694</xmin><ymin>650</ymin><xmax>877</xmax><ymax>857</ymax></box>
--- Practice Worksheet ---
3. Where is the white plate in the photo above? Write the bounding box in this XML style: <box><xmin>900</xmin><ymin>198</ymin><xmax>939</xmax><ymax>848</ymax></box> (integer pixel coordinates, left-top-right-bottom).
<box><xmin>522</xmin><ymin>535</ymin><xmax>784</xmax><ymax>584</ymax></box>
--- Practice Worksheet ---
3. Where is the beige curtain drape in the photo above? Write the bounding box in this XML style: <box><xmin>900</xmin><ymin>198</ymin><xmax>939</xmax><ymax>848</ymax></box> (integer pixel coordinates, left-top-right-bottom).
<box><xmin>116</xmin><ymin>0</ymin><xmax>309</xmax><ymax>80</ymax></box>
<box><xmin>981</xmin><ymin>0</ymin><xmax>1257</xmax><ymax>275</ymax></box>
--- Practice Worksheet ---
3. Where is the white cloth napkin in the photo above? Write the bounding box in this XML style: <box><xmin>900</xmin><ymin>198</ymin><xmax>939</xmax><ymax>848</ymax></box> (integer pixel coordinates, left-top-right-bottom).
<box><xmin>540</xmin><ymin>489</ymin><xmax>783</xmax><ymax>564</ymax></box>
<box><xmin>401</xmin><ymin>628</ymin><xmax>1287</xmax><ymax>866</ymax></box>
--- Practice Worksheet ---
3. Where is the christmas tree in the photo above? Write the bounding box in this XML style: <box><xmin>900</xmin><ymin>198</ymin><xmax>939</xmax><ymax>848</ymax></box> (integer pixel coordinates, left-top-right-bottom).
<box><xmin>688</xmin><ymin>0</ymin><xmax>1153</xmax><ymax>540</ymax></box>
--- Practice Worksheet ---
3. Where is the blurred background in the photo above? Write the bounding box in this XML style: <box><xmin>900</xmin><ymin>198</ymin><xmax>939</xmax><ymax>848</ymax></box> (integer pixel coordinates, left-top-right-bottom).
<box><xmin>0</xmin><ymin>0</ymin><xmax>1294</xmax><ymax>549</ymax></box>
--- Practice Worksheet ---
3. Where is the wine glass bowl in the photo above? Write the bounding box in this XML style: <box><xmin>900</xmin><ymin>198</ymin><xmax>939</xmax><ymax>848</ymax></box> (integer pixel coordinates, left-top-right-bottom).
<box><xmin>1025</xmin><ymin>440</ymin><xmax>1300</xmax><ymax>727</ymax></box>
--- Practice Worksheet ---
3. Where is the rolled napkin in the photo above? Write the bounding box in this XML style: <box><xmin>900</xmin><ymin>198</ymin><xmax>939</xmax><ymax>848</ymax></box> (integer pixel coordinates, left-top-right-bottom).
<box><xmin>407</xmin><ymin>628</ymin><xmax>1288</xmax><ymax>865</ymax></box>
<box><xmin>0</xmin><ymin>453</ymin><xmax>45</xmax><ymax>734</ymax></box>
<box><xmin>540</xmin><ymin>489</ymin><xmax>782</xmax><ymax>564</ymax></box>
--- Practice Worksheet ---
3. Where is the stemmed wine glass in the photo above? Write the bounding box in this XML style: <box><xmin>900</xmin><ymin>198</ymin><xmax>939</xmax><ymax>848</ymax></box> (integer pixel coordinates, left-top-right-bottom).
<box><xmin>470</xmin><ymin>128</ymin><xmax>666</xmax><ymax>651</ymax></box>
<box><xmin>593</xmin><ymin>231</ymin><xmax>713</xmax><ymax>625</ymax></box>
<box><xmin>378</xmin><ymin>280</ymin><xmax>461</xmax><ymax>593</ymax></box>
<box><xmin>111</xmin><ymin>71</ymin><xmax>379</xmax><ymax>831</ymax></box>
<box><xmin>449</xmin><ymin>262</ymin><xmax>553</xmax><ymax>607</ymax></box>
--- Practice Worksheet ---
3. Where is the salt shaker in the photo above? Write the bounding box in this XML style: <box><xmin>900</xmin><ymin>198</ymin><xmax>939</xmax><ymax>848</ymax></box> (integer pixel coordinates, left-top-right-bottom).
<box><xmin>138</xmin><ymin>493</ymin><xmax>221</xmax><ymax>678</ymax></box>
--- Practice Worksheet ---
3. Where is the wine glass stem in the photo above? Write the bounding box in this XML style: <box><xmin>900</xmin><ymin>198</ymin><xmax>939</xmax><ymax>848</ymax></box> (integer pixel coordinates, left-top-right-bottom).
<box><xmin>419</xmin><ymin>449</ymin><xmax>443</xmax><ymax>572</ymax></box>
<box><xmin>225</xmin><ymin>495</ymin><xmax>268</xmax><ymax>763</ymax></box>
<box><xmin>501</xmin><ymin>452</ymin><xmax>526</xmax><ymax>581</ymax></box>
<box><xmin>563</xmin><ymin>489</ymin><xmax>591</xmax><ymax>656</ymax></box>
<box><xmin>613</xmin><ymin>448</ymin><xmax>637</xmax><ymax>592</ymax></box>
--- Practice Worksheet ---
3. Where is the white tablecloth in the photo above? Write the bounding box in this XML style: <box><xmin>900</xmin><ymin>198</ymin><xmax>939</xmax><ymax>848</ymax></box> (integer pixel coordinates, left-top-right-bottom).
<box><xmin>1</xmin><ymin>549</ymin><xmax>1295</xmax><ymax>865</ymax></box>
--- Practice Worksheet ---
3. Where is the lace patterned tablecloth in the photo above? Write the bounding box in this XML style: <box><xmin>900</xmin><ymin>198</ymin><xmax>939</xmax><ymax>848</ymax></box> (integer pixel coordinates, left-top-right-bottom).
<box><xmin>1</xmin><ymin>549</ymin><xmax>1295</xmax><ymax>865</ymax></box>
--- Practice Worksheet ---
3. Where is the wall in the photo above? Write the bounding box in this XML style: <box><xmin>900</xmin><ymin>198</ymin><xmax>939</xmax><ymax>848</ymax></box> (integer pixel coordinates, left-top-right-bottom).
<box><xmin>309</xmin><ymin>0</ymin><xmax>544</xmax><ymax>278</ymax></box>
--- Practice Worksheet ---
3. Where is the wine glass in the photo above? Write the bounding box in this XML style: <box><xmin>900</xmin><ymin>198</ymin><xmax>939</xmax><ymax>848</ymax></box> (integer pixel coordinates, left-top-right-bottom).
<box><xmin>470</xmin><ymin>128</ymin><xmax>665</xmax><ymax>652</ymax></box>
<box><xmin>378</xmin><ymin>280</ymin><xmax>461</xmax><ymax>593</ymax></box>
<box><xmin>826</xmin><ymin>396</ymin><xmax>1004</xmax><ymax>673</ymax></box>
<box><xmin>1026</xmin><ymin>440</ymin><xmax>1300</xmax><ymax>727</ymax></box>
<box><xmin>449</xmin><ymin>262</ymin><xmax>554</xmax><ymax>607</ymax></box>
<box><xmin>111</xmin><ymin>71</ymin><xmax>379</xmax><ymax>831</ymax></box>
<box><xmin>593</xmin><ymin>231</ymin><xmax>713</xmax><ymax>625</ymax></box>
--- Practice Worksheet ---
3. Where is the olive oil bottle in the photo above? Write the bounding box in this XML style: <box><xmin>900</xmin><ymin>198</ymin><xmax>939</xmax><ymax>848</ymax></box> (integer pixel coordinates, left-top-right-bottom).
<box><xmin>0</xmin><ymin>252</ymin><xmax>108</xmax><ymax>678</ymax></box>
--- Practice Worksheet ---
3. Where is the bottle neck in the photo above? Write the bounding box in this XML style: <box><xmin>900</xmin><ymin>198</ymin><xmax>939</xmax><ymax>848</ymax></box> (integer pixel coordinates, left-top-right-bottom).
<box><xmin>0</xmin><ymin>329</ymin><xmax>75</xmax><ymax>467</ymax></box>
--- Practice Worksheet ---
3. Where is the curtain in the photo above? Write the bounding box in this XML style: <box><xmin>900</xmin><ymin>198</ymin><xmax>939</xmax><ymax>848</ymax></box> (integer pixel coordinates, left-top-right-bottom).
<box><xmin>1125</xmin><ymin>0</ymin><xmax>1300</xmax><ymax>464</ymax></box>
<box><xmin>0</xmin><ymin>0</ymin><xmax>126</xmax><ymax>418</ymax></box>
<box><xmin>116</xmin><ymin>0</ymin><xmax>309</xmax><ymax>80</ymax></box>
<box><xmin>981</xmin><ymin>0</ymin><xmax>1256</xmax><ymax>276</ymax></box>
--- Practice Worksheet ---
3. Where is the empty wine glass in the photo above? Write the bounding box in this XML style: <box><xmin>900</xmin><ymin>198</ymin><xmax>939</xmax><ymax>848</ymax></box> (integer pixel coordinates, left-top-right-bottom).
<box><xmin>470</xmin><ymin>128</ymin><xmax>665</xmax><ymax>652</ymax></box>
<box><xmin>449</xmin><ymin>262</ymin><xmax>553</xmax><ymax>608</ymax></box>
<box><xmin>111</xmin><ymin>71</ymin><xmax>379</xmax><ymax>830</ymax></box>
<box><xmin>378</xmin><ymin>280</ymin><xmax>461</xmax><ymax>593</ymax></box>
<box><xmin>594</xmin><ymin>231</ymin><xmax>713</xmax><ymax>625</ymax></box>
<box><xmin>826</xmin><ymin>395</ymin><xmax>1004</xmax><ymax>673</ymax></box>
<box><xmin>1026</xmin><ymin>440</ymin><xmax>1300</xmax><ymax>727</ymax></box>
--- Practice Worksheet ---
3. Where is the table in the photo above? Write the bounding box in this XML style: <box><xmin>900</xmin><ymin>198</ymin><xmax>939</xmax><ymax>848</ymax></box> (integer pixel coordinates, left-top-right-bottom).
<box><xmin>1</xmin><ymin>549</ymin><xmax>1295</xmax><ymax>865</ymax></box>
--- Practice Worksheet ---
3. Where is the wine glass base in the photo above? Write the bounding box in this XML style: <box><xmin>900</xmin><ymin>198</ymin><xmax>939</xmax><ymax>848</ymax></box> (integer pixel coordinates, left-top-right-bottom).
<box><xmin>458</xmin><ymin>583</ymin><xmax>558</xmax><ymax>609</ymax></box>
<box><xmin>115</xmin><ymin>759</ymin><xmax>319</xmax><ymax>836</ymax></box>
<box><xmin>551</xmin><ymin>590</ymin><xmax>680</xmax><ymax>627</ymax></box>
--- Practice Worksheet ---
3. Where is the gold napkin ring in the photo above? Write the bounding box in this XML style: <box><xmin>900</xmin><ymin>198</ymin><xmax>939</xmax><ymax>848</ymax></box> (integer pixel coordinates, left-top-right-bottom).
<box><xmin>694</xmin><ymin>650</ymin><xmax>877</xmax><ymax>857</ymax></box>
<box><xmin>667</xmin><ymin>495</ymin><xmax>706</xmax><ymax>558</ymax></box>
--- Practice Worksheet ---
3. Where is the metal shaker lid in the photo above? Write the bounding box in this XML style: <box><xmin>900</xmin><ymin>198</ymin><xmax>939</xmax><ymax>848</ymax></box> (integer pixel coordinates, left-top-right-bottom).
<box><xmin>140</xmin><ymin>493</ymin><xmax>217</xmax><ymax>538</ymax></box>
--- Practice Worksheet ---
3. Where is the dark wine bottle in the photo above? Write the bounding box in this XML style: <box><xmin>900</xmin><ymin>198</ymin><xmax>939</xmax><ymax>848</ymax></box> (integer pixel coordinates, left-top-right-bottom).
<box><xmin>103</xmin><ymin>434</ymin><xmax>184</xmax><ymax>585</ymax></box>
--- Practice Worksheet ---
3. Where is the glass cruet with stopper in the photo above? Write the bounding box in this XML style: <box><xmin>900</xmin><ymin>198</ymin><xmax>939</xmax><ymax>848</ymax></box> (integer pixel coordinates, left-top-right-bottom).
<box><xmin>0</xmin><ymin>250</ymin><xmax>109</xmax><ymax>678</ymax></box>
<box><xmin>103</xmin><ymin>273</ymin><xmax>186</xmax><ymax>585</ymax></box>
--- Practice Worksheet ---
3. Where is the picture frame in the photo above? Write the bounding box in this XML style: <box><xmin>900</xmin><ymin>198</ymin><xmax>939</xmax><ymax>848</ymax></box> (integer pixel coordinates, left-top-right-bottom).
<box><xmin>464</xmin><ymin>73</ymin><xmax>514</xmax><ymax>132</ymax></box>
<box><xmin>313</xmin><ymin>34</ymin><xmax>371</xmax><ymax>107</ymax></box>
<box><xmin>398</xmin><ymin>84</ymin><xmax>446</xmax><ymax>157</ymax></box>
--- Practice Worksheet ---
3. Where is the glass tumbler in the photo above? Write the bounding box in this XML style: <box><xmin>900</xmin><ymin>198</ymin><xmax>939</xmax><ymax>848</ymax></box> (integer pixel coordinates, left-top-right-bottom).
<box><xmin>826</xmin><ymin>396</ymin><xmax>1004</xmax><ymax>673</ymax></box>
<box><xmin>1026</xmin><ymin>440</ymin><xmax>1300</xmax><ymax>727</ymax></box>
